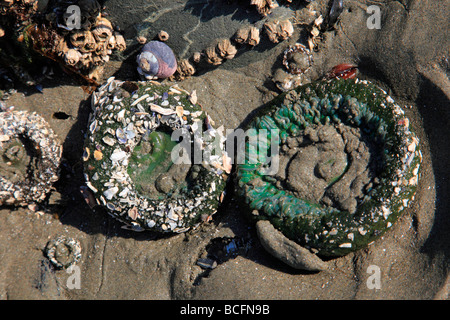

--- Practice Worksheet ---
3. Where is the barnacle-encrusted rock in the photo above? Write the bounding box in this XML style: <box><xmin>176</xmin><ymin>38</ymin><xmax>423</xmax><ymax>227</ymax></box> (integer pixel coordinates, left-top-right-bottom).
<box><xmin>12</xmin><ymin>4</ymin><xmax>126</xmax><ymax>84</ymax></box>
<box><xmin>83</xmin><ymin>78</ymin><xmax>230</xmax><ymax>233</ymax></box>
<box><xmin>236</xmin><ymin>79</ymin><xmax>422</xmax><ymax>257</ymax></box>
<box><xmin>0</xmin><ymin>110</ymin><xmax>62</xmax><ymax>206</ymax></box>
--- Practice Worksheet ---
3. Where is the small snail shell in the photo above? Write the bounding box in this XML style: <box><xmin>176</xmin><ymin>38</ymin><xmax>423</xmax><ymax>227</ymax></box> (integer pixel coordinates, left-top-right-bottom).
<box><xmin>136</xmin><ymin>41</ymin><xmax>177</xmax><ymax>80</ymax></box>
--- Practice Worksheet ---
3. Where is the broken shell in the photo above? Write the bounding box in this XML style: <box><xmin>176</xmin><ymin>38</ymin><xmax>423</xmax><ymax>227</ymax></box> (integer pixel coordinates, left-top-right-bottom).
<box><xmin>150</xmin><ymin>104</ymin><xmax>176</xmax><ymax>115</ymax></box>
<box><xmin>189</xmin><ymin>90</ymin><xmax>198</xmax><ymax>105</ymax></box>
<box><xmin>93</xmin><ymin>149</ymin><xmax>103</xmax><ymax>161</ymax></box>
<box><xmin>157</xmin><ymin>30</ymin><xmax>169</xmax><ymax>42</ymax></box>
<box><xmin>136</xmin><ymin>41</ymin><xmax>178</xmax><ymax>79</ymax></box>
<box><xmin>102</xmin><ymin>136</ymin><xmax>115</xmax><ymax>146</ymax></box>
<box><xmin>116</xmin><ymin>127</ymin><xmax>128</xmax><ymax>143</ymax></box>
<box><xmin>176</xmin><ymin>106</ymin><xmax>184</xmax><ymax>118</ymax></box>
<box><xmin>82</xmin><ymin>147</ymin><xmax>90</xmax><ymax>161</ymax></box>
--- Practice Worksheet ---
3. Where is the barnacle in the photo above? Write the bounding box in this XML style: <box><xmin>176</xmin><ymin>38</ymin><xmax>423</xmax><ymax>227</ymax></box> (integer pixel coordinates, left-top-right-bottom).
<box><xmin>234</xmin><ymin>26</ymin><xmax>260</xmax><ymax>46</ymax></box>
<box><xmin>235</xmin><ymin>79</ymin><xmax>422</xmax><ymax>257</ymax></box>
<box><xmin>83</xmin><ymin>78</ymin><xmax>229</xmax><ymax>233</ymax></box>
<box><xmin>264</xmin><ymin>19</ymin><xmax>294</xmax><ymax>43</ymax></box>
<box><xmin>173</xmin><ymin>58</ymin><xmax>196</xmax><ymax>80</ymax></box>
<box><xmin>216</xmin><ymin>38</ymin><xmax>237</xmax><ymax>60</ymax></box>
<box><xmin>250</xmin><ymin>0</ymin><xmax>278</xmax><ymax>16</ymax></box>
<box><xmin>91</xmin><ymin>17</ymin><xmax>113</xmax><ymax>42</ymax></box>
<box><xmin>205</xmin><ymin>45</ymin><xmax>223</xmax><ymax>65</ymax></box>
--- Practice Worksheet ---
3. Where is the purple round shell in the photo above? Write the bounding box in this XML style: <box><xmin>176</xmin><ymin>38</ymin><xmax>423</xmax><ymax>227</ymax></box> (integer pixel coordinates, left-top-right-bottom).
<box><xmin>136</xmin><ymin>41</ymin><xmax>177</xmax><ymax>79</ymax></box>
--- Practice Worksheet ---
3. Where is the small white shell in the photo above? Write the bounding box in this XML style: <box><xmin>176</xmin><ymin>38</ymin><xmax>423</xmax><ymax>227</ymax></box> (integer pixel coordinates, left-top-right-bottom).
<box><xmin>150</xmin><ymin>104</ymin><xmax>176</xmax><ymax>115</ymax></box>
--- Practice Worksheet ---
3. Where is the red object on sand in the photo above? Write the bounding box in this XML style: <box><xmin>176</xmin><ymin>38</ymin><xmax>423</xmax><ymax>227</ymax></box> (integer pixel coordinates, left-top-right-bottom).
<box><xmin>326</xmin><ymin>63</ymin><xmax>358</xmax><ymax>79</ymax></box>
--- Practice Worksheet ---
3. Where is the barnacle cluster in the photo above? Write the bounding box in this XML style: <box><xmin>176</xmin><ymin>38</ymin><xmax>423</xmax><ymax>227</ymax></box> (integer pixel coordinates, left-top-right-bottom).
<box><xmin>250</xmin><ymin>0</ymin><xmax>279</xmax><ymax>16</ymax></box>
<box><xmin>172</xmin><ymin>12</ymin><xmax>294</xmax><ymax>81</ymax></box>
<box><xmin>83</xmin><ymin>78</ymin><xmax>230</xmax><ymax>232</ymax></box>
<box><xmin>236</xmin><ymin>79</ymin><xmax>421</xmax><ymax>257</ymax></box>
<box><xmin>0</xmin><ymin>110</ymin><xmax>62</xmax><ymax>206</ymax></box>
<box><xmin>0</xmin><ymin>0</ymin><xmax>125</xmax><ymax>84</ymax></box>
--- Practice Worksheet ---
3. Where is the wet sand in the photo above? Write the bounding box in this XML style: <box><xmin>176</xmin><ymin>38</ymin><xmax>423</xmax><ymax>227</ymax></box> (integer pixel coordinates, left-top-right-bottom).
<box><xmin>0</xmin><ymin>0</ymin><xmax>449</xmax><ymax>299</ymax></box>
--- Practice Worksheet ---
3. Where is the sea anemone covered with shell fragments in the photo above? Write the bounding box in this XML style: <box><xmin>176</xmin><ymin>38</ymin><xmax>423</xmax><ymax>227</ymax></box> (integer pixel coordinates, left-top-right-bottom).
<box><xmin>0</xmin><ymin>110</ymin><xmax>62</xmax><ymax>206</ymax></box>
<box><xmin>83</xmin><ymin>78</ymin><xmax>230</xmax><ymax>232</ymax></box>
<box><xmin>235</xmin><ymin>79</ymin><xmax>422</xmax><ymax>257</ymax></box>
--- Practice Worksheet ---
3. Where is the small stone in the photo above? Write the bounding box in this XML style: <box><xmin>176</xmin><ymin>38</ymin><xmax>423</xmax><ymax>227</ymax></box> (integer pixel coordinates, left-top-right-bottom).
<box><xmin>256</xmin><ymin>220</ymin><xmax>328</xmax><ymax>271</ymax></box>
<box><xmin>196</xmin><ymin>258</ymin><xmax>218</xmax><ymax>270</ymax></box>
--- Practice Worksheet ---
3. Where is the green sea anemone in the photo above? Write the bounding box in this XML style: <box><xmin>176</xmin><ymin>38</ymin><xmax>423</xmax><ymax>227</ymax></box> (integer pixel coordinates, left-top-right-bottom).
<box><xmin>83</xmin><ymin>78</ymin><xmax>229</xmax><ymax>232</ymax></box>
<box><xmin>236</xmin><ymin>79</ymin><xmax>421</xmax><ymax>257</ymax></box>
